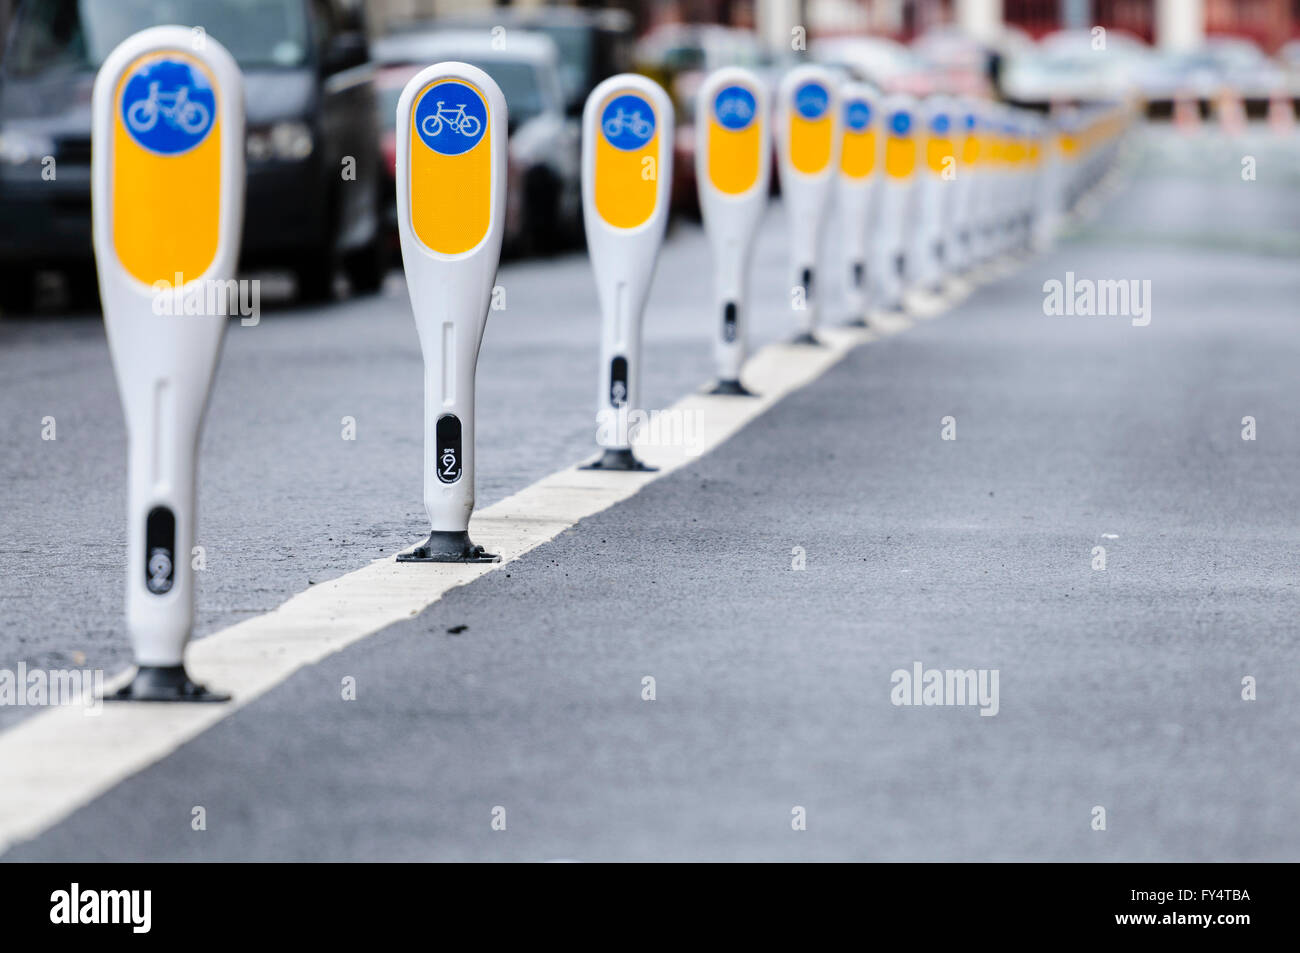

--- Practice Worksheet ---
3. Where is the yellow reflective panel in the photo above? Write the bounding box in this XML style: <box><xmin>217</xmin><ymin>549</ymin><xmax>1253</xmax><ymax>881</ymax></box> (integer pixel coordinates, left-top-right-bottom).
<box><xmin>409</xmin><ymin>78</ymin><xmax>492</xmax><ymax>255</ymax></box>
<box><xmin>111</xmin><ymin>51</ymin><xmax>221</xmax><ymax>287</ymax></box>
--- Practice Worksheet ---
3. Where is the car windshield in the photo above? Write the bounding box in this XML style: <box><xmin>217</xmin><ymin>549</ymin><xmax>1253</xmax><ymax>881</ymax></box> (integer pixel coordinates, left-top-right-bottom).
<box><xmin>374</xmin><ymin>61</ymin><xmax>546</xmax><ymax>132</ymax></box>
<box><xmin>535</xmin><ymin>25</ymin><xmax>589</xmax><ymax>107</ymax></box>
<box><xmin>4</xmin><ymin>0</ymin><xmax>310</xmax><ymax>76</ymax></box>
<box><xmin>471</xmin><ymin>61</ymin><xmax>545</xmax><ymax>123</ymax></box>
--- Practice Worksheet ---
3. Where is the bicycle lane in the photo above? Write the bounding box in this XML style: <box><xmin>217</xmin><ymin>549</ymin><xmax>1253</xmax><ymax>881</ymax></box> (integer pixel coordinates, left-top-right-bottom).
<box><xmin>9</xmin><ymin>198</ymin><xmax>1300</xmax><ymax>859</ymax></box>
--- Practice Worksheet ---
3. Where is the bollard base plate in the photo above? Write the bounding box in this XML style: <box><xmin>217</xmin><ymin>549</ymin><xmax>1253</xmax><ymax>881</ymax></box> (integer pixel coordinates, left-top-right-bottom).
<box><xmin>791</xmin><ymin>331</ymin><xmax>823</xmax><ymax>346</ymax></box>
<box><xmin>398</xmin><ymin>530</ymin><xmax>500</xmax><ymax>563</ymax></box>
<box><xmin>580</xmin><ymin>448</ymin><xmax>657</xmax><ymax>472</ymax></box>
<box><xmin>107</xmin><ymin>665</ymin><xmax>230</xmax><ymax>703</ymax></box>
<box><xmin>709</xmin><ymin>379</ymin><xmax>758</xmax><ymax>397</ymax></box>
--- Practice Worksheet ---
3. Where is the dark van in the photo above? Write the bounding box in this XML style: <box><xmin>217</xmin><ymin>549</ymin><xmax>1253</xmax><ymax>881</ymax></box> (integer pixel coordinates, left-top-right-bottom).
<box><xmin>0</xmin><ymin>0</ymin><xmax>383</xmax><ymax>310</ymax></box>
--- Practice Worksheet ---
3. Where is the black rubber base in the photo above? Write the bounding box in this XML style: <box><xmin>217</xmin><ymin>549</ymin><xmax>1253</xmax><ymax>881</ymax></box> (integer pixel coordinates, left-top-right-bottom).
<box><xmin>107</xmin><ymin>665</ymin><xmax>230</xmax><ymax>703</ymax></box>
<box><xmin>843</xmin><ymin>316</ymin><xmax>870</xmax><ymax>328</ymax></box>
<box><xmin>580</xmin><ymin>448</ymin><xmax>657</xmax><ymax>471</ymax></box>
<box><xmin>791</xmin><ymin>331</ymin><xmax>823</xmax><ymax>346</ymax></box>
<box><xmin>709</xmin><ymin>379</ymin><xmax>758</xmax><ymax>397</ymax></box>
<box><xmin>398</xmin><ymin>529</ymin><xmax>500</xmax><ymax>563</ymax></box>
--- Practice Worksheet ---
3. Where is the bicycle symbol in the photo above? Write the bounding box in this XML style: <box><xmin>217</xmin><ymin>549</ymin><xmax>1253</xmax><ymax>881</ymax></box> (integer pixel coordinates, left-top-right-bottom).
<box><xmin>127</xmin><ymin>81</ymin><xmax>211</xmax><ymax>135</ymax></box>
<box><xmin>794</xmin><ymin>82</ymin><xmax>829</xmax><ymax>120</ymax></box>
<box><xmin>420</xmin><ymin>101</ymin><xmax>483</xmax><ymax>140</ymax></box>
<box><xmin>120</xmin><ymin>58</ymin><xmax>216</xmax><ymax>154</ymax></box>
<box><xmin>601</xmin><ymin>94</ymin><xmax>656</xmax><ymax>150</ymax></box>
<box><xmin>714</xmin><ymin>85</ymin><xmax>757</xmax><ymax>131</ymax></box>
<box><xmin>603</xmin><ymin>108</ymin><xmax>653</xmax><ymax>141</ymax></box>
<box><xmin>414</xmin><ymin>82</ymin><xmax>487</xmax><ymax>156</ymax></box>
<box><xmin>718</xmin><ymin>98</ymin><xmax>752</xmax><ymax>121</ymax></box>
<box><xmin>845</xmin><ymin>100</ymin><xmax>872</xmax><ymax>132</ymax></box>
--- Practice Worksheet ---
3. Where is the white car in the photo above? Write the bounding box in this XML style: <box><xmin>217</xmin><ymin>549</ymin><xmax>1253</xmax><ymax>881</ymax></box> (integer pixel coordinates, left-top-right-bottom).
<box><xmin>1001</xmin><ymin>29</ymin><xmax>1152</xmax><ymax>105</ymax></box>
<box><xmin>811</xmin><ymin>35</ymin><xmax>934</xmax><ymax>96</ymax></box>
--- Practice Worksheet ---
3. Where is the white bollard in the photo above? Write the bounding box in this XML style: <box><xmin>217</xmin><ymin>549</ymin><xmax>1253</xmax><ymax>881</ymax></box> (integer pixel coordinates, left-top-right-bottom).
<box><xmin>395</xmin><ymin>63</ymin><xmax>508</xmax><ymax>562</ymax></box>
<box><xmin>833</xmin><ymin>82</ymin><xmax>881</xmax><ymax>327</ymax></box>
<box><xmin>970</xmin><ymin>101</ymin><xmax>1001</xmax><ymax>267</ymax></box>
<box><xmin>775</xmin><ymin>65</ymin><xmax>841</xmax><ymax>344</ymax></box>
<box><xmin>948</xmin><ymin>99</ymin><xmax>982</xmax><ymax>274</ymax></box>
<box><xmin>581</xmin><ymin>74</ymin><xmax>674</xmax><ymax>470</ymax></box>
<box><xmin>93</xmin><ymin>27</ymin><xmax>244</xmax><ymax>701</ymax></box>
<box><xmin>909</xmin><ymin>96</ymin><xmax>958</xmax><ymax>294</ymax></box>
<box><xmin>871</xmin><ymin>93</ymin><xmax>918</xmax><ymax>314</ymax></box>
<box><xmin>695</xmin><ymin>67</ymin><xmax>771</xmax><ymax>396</ymax></box>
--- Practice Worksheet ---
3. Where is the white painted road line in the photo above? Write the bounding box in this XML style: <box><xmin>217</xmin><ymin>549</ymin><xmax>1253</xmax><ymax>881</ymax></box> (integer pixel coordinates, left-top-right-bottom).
<box><xmin>0</xmin><ymin>320</ymin><xmax>913</xmax><ymax>856</ymax></box>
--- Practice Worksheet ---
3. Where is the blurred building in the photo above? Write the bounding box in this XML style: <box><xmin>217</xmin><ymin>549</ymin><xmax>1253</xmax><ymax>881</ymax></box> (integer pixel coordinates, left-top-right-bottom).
<box><xmin>898</xmin><ymin>0</ymin><xmax>1300</xmax><ymax>51</ymax></box>
<box><xmin>2</xmin><ymin>0</ymin><xmax>1284</xmax><ymax>56</ymax></box>
<box><xmin>370</xmin><ymin>1</ymin><xmax>1300</xmax><ymax>52</ymax></box>
<box><xmin>999</xmin><ymin>0</ymin><xmax>1300</xmax><ymax>50</ymax></box>
<box><xmin>367</xmin><ymin>0</ymin><xmax>647</xmax><ymax>31</ymax></box>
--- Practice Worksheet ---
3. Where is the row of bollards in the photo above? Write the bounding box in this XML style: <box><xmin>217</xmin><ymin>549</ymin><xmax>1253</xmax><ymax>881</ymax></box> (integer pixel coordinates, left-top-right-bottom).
<box><xmin>87</xmin><ymin>26</ymin><xmax>1128</xmax><ymax>700</ymax></box>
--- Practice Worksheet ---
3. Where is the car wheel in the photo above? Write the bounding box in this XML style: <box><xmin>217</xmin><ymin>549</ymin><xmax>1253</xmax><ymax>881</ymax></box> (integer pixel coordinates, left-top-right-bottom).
<box><xmin>0</xmin><ymin>267</ymin><xmax>36</xmax><ymax>315</ymax></box>
<box><xmin>65</xmin><ymin>266</ymin><xmax>102</xmax><ymax>313</ymax></box>
<box><xmin>343</xmin><ymin>236</ymin><xmax>386</xmax><ymax>295</ymax></box>
<box><xmin>295</xmin><ymin>253</ymin><xmax>336</xmax><ymax>304</ymax></box>
<box><xmin>524</xmin><ymin>167</ymin><xmax>562</xmax><ymax>252</ymax></box>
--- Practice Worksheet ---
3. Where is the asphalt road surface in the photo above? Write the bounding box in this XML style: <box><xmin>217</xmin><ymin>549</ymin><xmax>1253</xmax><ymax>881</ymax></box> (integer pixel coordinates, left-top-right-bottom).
<box><xmin>3</xmin><ymin>128</ymin><xmax>1299</xmax><ymax>860</ymax></box>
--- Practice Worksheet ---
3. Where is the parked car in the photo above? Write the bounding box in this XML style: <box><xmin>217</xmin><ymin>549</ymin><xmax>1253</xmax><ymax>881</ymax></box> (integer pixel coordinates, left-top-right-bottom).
<box><xmin>1279</xmin><ymin>39</ymin><xmax>1300</xmax><ymax>77</ymax></box>
<box><xmin>0</xmin><ymin>0</ymin><xmax>383</xmax><ymax>311</ymax></box>
<box><xmin>1000</xmin><ymin>29</ymin><xmax>1151</xmax><ymax>107</ymax></box>
<box><xmin>811</xmin><ymin>35</ymin><xmax>934</xmax><ymax>96</ymax></box>
<box><xmin>400</xmin><ymin>6</ymin><xmax>634</xmax><ymax>119</ymax></box>
<box><xmin>634</xmin><ymin>24</ymin><xmax>776</xmax><ymax>216</ymax></box>
<box><xmin>1136</xmin><ymin>36</ymin><xmax>1288</xmax><ymax>118</ymax></box>
<box><xmin>373</xmin><ymin>30</ymin><xmax>581</xmax><ymax>256</ymax></box>
<box><xmin>910</xmin><ymin>26</ymin><xmax>1002</xmax><ymax>97</ymax></box>
<box><xmin>635</xmin><ymin>23</ymin><xmax>770</xmax><ymax>108</ymax></box>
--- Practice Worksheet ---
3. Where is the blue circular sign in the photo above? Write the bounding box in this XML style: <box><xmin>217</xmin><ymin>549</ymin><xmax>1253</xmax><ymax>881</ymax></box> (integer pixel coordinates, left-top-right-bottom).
<box><xmin>794</xmin><ymin>82</ymin><xmax>829</xmax><ymax>120</ymax></box>
<box><xmin>890</xmin><ymin>111</ymin><xmax>912</xmax><ymax>136</ymax></box>
<box><xmin>965</xmin><ymin>112</ymin><xmax>978</xmax><ymax>130</ymax></box>
<box><xmin>844</xmin><ymin>99</ymin><xmax>872</xmax><ymax>131</ymax></box>
<box><xmin>121</xmin><ymin>58</ymin><xmax>216</xmax><ymax>155</ymax></box>
<box><xmin>714</xmin><ymin>85</ymin><xmax>756</xmax><ymax>131</ymax></box>
<box><xmin>930</xmin><ymin>113</ymin><xmax>951</xmax><ymax>135</ymax></box>
<box><xmin>601</xmin><ymin>93</ymin><xmax>656</xmax><ymax>151</ymax></box>
<box><xmin>415</xmin><ymin>81</ymin><xmax>487</xmax><ymax>156</ymax></box>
